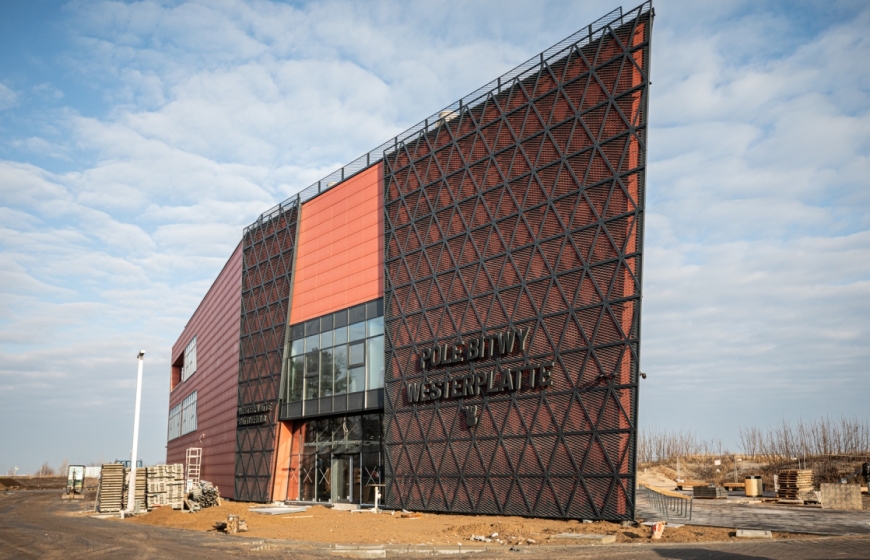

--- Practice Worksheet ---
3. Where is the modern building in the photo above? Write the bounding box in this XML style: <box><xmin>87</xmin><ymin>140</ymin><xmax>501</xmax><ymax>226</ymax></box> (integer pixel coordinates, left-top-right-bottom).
<box><xmin>167</xmin><ymin>2</ymin><xmax>652</xmax><ymax>521</ymax></box>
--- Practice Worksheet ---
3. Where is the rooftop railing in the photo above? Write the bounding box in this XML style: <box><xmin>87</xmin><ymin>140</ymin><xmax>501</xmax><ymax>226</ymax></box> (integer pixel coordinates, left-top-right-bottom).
<box><xmin>244</xmin><ymin>2</ymin><xmax>651</xmax><ymax>234</ymax></box>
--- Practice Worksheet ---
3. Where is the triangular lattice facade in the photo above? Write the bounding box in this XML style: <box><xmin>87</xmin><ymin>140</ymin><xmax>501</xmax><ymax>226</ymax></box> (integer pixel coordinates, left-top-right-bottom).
<box><xmin>382</xmin><ymin>5</ymin><xmax>651</xmax><ymax>519</ymax></box>
<box><xmin>235</xmin><ymin>204</ymin><xmax>299</xmax><ymax>502</ymax></box>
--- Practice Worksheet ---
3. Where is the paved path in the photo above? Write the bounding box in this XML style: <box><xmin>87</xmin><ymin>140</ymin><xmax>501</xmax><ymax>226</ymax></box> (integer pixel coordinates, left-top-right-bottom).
<box><xmin>637</xmin><ymin>492</ymin><xmax>870</xmax><ymax>535</ymax></box>
<box><xmin>2</xmin><ymin>490</ymin><xmax>869</xmax><ymax>559</ymax></box>
<box><xmin>540</xmin><ymin>537</ymin><xmax>870</xmax><ymax>559</ymax></box>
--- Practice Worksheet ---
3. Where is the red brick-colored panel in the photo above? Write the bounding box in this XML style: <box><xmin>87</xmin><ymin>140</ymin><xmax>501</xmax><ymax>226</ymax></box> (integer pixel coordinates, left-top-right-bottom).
<box><xmin>290</xmin><ymin>165</ymin><xmax>384</xmax><ymax>324</ymax></box>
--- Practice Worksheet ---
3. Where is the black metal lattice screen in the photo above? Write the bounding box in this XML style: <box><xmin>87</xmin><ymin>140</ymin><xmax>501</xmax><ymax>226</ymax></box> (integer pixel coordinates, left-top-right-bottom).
<box><xmin>235</xmin><ymin>203</ymin><xmax>299</xmax><ymax>502</ymax></box>
<box><xmin>383</xmin><ymin>5</ymin><xmax>651</xmax><ymax>520</ymax></box>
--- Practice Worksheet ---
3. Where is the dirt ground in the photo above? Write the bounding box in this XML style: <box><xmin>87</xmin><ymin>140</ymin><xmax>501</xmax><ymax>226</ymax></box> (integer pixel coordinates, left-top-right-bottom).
<box><xmin>0</xmin><ymin>476</ymin><xmax>67</xmax><ymax>490</ymax></box>
<box><xmin>4</xmin><ymin>492</ymin><xmax>870</xmax><ymax>560</ymax></box>
<box><xmin>115</xmin><ymin>501</ymin><xmax>812</xmax><ymax>546</ymax></box>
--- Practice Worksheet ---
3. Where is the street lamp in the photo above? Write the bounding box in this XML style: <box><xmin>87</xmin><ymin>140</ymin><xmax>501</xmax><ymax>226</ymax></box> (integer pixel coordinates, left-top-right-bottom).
<box><xmin>125</xmin><ymin>350</ymin><xmax>145</xmax><ymax>514</ymax></box>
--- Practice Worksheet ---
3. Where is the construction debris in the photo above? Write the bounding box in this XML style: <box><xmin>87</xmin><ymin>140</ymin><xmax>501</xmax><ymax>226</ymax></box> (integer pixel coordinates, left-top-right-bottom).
<box><xmin>96</xmin><ymin>463</ymin><xmax>184</xmax><ymax>513</ymax></box>
<box><xmin>187</xmin><ymin>480</ymin><xmax>221</xmax><ymax>510</ymax></box>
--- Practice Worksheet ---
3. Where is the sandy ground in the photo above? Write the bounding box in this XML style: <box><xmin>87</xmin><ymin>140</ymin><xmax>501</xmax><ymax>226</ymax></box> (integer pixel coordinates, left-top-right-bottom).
<box><xmin>637</xmin><ymin>466</ymin><xmax>678</xmax><ymax>489</ymax></box>
<box><xmin>116</xmin><ymin>501</ymin><xmax>813</xmax><ymax>546</ymax></box>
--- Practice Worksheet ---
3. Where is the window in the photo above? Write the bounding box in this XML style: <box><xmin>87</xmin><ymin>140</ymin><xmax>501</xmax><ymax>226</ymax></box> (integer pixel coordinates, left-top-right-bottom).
<box><xmin>349</xmin><ymin>321</ymin><xmax>366</xmax><ymax>342</ymax></box>
<box><xmin>181</xmin><ymin>391</ymin><xmax>197</xmax><ymax>435</ymax></box>
<box><xmin>348</xmin><ymin>341</ymin><xmax>365</xmax><ymax>367</ymax></box>
<box><xmin>320</xmin><ymin>348</ymin><xmax>333</xmax><ymax>396</ymax></box>
<box><xmin>181</xmin><ymin>337</ymin><xmax>197</xmax><ymax>382</ymax></box>
<box><xmin>168</xmin><ymin>403</ymin><xmax>182</xmax><ymax>440</ymax></box>
<box><xmin>285</xmin><ymin>299</ymin><xmax>385</xmax><ymax>403</ymax></box>
<box><xmin>289</xmin><ymin>339</ymin><xmax>304</xmax><ymax>402</ymax></box>
<box><xmin>333</xmin><ymin>345</ymin><xmax>348</xmax><ymax>395</ymax></box>
<box><xmin>366</xmin><ymin>335</ymin><xmax>384</xmax><ymax>390</ymax></box>
<box><xmin>367</xmin><ymin>317</ymin><xmax>384</xmax><ymax>337</ymax></box>
<box><xmin>305</xmin><ymin>347</ymin><xmax>319</xmax><ymax>400</ymax></box>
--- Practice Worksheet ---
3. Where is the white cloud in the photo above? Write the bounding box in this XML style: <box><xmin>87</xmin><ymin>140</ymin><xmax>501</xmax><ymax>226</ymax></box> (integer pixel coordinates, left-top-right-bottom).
<box><xmin>640</xmin><ymin>2</ymin><xmax>870</xmax><ymax>436</ymax></box>
<box><xmin>0</xmin><ymin>82</ymin><xmax>17</xmax><ymax>110</ymax></box>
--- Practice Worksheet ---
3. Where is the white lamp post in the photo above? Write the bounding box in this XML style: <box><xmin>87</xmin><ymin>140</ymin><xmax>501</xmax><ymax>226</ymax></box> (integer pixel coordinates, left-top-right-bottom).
<box><xmin>125</xmin><ymin>350</ymin><xmax>145</xmax><ymax>514</ymax></box>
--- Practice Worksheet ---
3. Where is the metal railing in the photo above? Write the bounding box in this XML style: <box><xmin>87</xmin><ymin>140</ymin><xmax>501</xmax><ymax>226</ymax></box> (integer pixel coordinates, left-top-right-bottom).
<box><xmin>244</xmin><ymin>1</ymin><xmax>652</xmax><ymax>234</ymax></box>
<box><xmin>640</xmin><ymin>484</ymin><xmax>693</xmax><ymax>521</ymax></box>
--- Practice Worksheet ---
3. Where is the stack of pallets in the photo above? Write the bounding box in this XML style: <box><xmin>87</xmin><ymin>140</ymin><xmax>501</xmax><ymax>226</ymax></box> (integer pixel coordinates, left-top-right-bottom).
<box><xmin>145</xmin><ymin>464</ymin><xmax>184</xmax><ymax>510</ymax></box>
<box><xmin>124</xmin><ymin>468</ymin><xmax>147</xmax><ymax>511</ymax></box>
<box><xmin>777</xmin><ymin>469</ymin><xmax>813</xmax><ymax>501</ymax></box>
<box><xmin>97</xmin><ymin>463</ymin><xmax>125</xmax><ymax>513</ymax></box>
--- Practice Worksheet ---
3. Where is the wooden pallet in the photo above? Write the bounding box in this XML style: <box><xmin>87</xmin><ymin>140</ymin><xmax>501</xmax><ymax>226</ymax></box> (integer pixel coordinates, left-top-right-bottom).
<box><xmin>777</xmin><ymin>469</ymin><xmax>813</xmax><ymax>500</ymax></box>
<box><xmin>97</xmin><ymin>464</ymin><xmax>126</xmax><ymax>513</ymax></box>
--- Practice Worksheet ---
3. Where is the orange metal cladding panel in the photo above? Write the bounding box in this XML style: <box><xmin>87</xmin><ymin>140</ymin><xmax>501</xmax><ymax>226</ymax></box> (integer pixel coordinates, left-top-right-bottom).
<box><xmin>290</xmin><ymin>164</ymin><xmax>384</xmax><ymax>324</ymax></box>
<box><xmin>271</xmin><ymin>421</ymin><xmax>292</xmax><ymax>500</ymax></box>
<box><xmin>167</xmin><ymin>242</ymin><xmax>243</xmax><ymax>499</ymax></box>
<box><xmin>272</xmin><ymin>421</ymin><xmax>304</xmax><ymax>500</ymax></box>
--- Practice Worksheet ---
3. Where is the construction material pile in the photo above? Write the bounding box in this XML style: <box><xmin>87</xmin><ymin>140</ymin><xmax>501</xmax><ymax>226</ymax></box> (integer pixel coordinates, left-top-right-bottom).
<box><xmin>777</xmin><ymin>469</ymin><xmax>813</xmax><ymax>501</ymax></box>
<box><xmin>97</xmin><ymin>463</ymin><xmax>125</xmax><ymax>513</ymax></box>
<box><xmin>145</xmin><ymin>464</ymin><xmax>184</xmax><ymax>510</ymax></box>
<box><xmin>96</xmin><ymin>463</ymin><xmax>185</xmax><ymax>513</ymax></box>
<box><xmin>131</xmin><ymin>469</ymin><xmax>146</xmax><ymax>509</ymax></box>
<box><xmin>692</xmin><ymin>485</ymin><xmax>727</xmax><ymax>499</ymax></box>
<box><xmin>186</xmin><ymin>480</ymin><xmax>221</xmax><ymax>512</ymax></box>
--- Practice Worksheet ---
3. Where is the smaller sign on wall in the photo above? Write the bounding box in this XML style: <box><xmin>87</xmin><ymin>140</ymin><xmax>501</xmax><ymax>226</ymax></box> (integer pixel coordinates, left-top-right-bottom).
<box><xmin>237</xmin><ymin>403</ymin><xmax>273</xmax><ymax>426</ymax></box>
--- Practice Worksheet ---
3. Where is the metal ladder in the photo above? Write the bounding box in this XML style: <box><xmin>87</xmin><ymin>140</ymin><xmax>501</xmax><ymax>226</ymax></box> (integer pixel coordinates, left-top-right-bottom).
<box><xmin>185</xmin><ymin>447</ymin><xmax>202</xmax><ymax>490</ymax></box>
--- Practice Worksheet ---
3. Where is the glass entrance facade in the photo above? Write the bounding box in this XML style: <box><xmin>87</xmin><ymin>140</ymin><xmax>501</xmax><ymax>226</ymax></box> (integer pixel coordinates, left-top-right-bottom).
<box><xmin>281</xmin><ymin>300</ymin><xmax>385</xmax><ymax>419</ymax></box>
<box><xmin>297</xmin><ymin>413</ymin><xmax>383</xmax><ymax>504</ymax></box>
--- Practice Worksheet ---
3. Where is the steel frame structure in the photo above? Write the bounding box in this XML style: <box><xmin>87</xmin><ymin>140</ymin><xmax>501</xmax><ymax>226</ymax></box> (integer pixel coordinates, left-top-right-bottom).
<box><xmin>382</xmin><ymin>4</ymin><xmax>652</xmax><ymax>520</ymax></box>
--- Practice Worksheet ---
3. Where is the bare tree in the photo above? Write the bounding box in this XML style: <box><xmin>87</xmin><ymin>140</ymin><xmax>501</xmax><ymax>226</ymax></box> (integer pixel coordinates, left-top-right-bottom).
<box><xmin>36</xmin><ymin>462</ymin><xmax>55</xmax><ymax>477</ymax></box>
<box><xmin>59</xmin><ymin>458</ymin><xmax>69</xmax><ymax>477</ymax></box>
<box><xmin>740</xmin><ymin>416</ymin><xmax>870</xmax><ymax>461</ymax></box>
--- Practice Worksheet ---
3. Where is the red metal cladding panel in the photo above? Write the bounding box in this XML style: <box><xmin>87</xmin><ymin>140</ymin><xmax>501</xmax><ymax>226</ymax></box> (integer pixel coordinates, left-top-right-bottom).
<box><xmin>290</xmin><ymin>164</ymin><xmax>384</xmax><ymax>324</ymax></box>
<box><xmin>167</xmin><ymin>242</ymin><xmax>243</xmax><ymax>499</ymax></box>
<box><xmin>384</xmin><ymin>6</ymin><xmax>651</xmax><ymax>520</ymax></box>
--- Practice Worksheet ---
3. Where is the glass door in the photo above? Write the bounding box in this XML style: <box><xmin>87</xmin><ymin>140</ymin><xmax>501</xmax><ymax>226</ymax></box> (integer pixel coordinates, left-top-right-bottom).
<box><xmin>331</xmin><ymin>455</ymin><xmax>352</xmax><ymax>503</ymax></box>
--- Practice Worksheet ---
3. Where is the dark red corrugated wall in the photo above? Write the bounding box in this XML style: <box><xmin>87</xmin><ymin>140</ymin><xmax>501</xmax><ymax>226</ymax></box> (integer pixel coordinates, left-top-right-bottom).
<box><xmin>167</xmin><ymin>243</ymin><xmax>243</xmax><ymax>499</ymax></box>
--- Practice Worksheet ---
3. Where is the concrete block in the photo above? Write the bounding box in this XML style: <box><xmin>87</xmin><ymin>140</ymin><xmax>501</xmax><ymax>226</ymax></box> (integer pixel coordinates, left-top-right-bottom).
<box><xmin>820</xmin><ymin>484</ymin><xmax>863</xmax><ymax>511</ymax></box>
<box><xmin>550</xmin><ymin>533</ymin><xmax>616</xmax><ymax>544</ymax></box>
<box><xmin>250</xmin><ymin>506</ymin><xmax>308</xmax><ymax>515</ymax></box>
<box><xmin>735</xmin><ymin>530</ymin><xmax>772</xmax><ymax>539</ymax></box>
<box><xmin>330</xmin><ymin>551</ymin><xmax>386</xmax><ymax>558</ymax></box>
<box><xmin>331</xmin><ymin>545</ymin><xmax>387</xmax><ymax>558</ymax></box>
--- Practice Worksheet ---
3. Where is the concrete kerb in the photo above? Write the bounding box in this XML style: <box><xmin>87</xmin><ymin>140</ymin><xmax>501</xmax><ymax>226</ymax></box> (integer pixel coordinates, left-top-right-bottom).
<box><xmin>550</xmin><ymin>533</ymin><xmax>616</xmax><ymax>544</ymax></box>
<box><xmin>330</xmin><ymin>544</ymin><xmax>495</xmax><ymax>556</ymax></box>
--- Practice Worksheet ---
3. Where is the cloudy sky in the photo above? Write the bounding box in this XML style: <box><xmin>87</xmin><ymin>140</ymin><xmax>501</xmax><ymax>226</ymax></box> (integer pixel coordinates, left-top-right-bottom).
<box><xmin>1</xmin><ymin>0</ymin><xmax>868</xmax><ymax>474</ymax></box>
